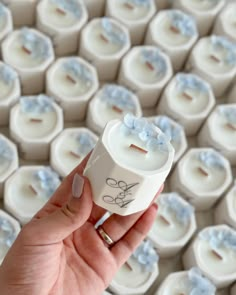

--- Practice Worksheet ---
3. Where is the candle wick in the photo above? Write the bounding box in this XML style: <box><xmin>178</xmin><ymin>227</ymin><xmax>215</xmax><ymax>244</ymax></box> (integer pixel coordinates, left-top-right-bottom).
<box><xmin>69</xmin><ymin>151</ymin><xmax>81</xmax><ymax>159</ymax></box>
<box><xmin>170</xmin><ymin>25</ymin><xmax>180</xmax><ymax>34</ymax></box>
<box><xmin>66</xmin><ymin>75</ymin><xmax>77</xmax><ymax>84</ymax></box>
<box><xmin>145</xmin><ymin>61</ymin><xmax>155</xmax><ymax>71</ymax></box>
<box><xmin>182</xmin><ymin>92</ymin><xmax>194</xmax><ymax>102</ymax></box>
<box><xmin>56</xmin><ymin>7</ymin><xmax>67</xmax><ymax>15</ymax></box>
<box><xmin>198</xmin><ymin>166</ymin><xmax>209</xmax><ymax>177</ymax></box>
<box><xmin>226</xmin><ymin>123</ymin><xmax>236</xmax><ymax>131</ymax></box>
<box><xmin>100</xmin><ymin>34</ymin><xmax>109</xmax><ymax>43</ymax></box>
<box><xmin>124</xmin><ymin>2</ymin><xmax>135</xmax><ymax>10</ymax></box>
<box><xmin>29</xmin><ymin>185</ymin><xmax>38</xmax><ymax>196</ymax></box>
<box><xmin>129</xmin><ymin>144</ymin><xmax>148</xmax><ymax>154</ymax></box>
<box><xmin>125</xmin><ymin>262</ymin><xmax>133</xmax><ymax>271</ymax></box>
<box><xmin>210</xmin><ymin>54</ymin><xmax>221</xmax><ymax>63</ymax></box>
<box><xmin>160</xmin><ymin>214</ymin><xmax>171</xmax><ymax>226</ymax></box>
<box><xmin>112</xmin><ymin>105</ymin><xmax>123</xmax><ymax>113</ymax></box>
<box><xmin>211</xmin><ymin>249</ymin><xmax>223</xmax><ymax>260</ymax></box>
<box><xmin>30</xmin><ymin>118</ymin><xmax>43</xmax><ymax>123</ymax></box>
<box><xmin>22</xmin><ymin>46</ymin><xmax>32</xmax><ymax>55</ymax></box>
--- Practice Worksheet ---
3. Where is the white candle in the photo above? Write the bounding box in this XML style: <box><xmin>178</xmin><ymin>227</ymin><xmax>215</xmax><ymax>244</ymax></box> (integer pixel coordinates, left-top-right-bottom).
<box><xmin>198</xmin><ymin>104</ymin><xmax>236</xmax><ymax>165</ymax></box>
<box><xmin>46</xmin><ymin>57</ymin><xmax>99</xmax><ymax>121</ymax></box>
<box><xmin>4</xmin><ymin>166</ymin><xmax>61</xmax><ymax>225</ymax></box>
<box><xmin>109</xmin><ymin>240</ymin><xmax>159</xmax><ymax>295</ymax></box>
<box><xmin>84</xmin><ymin>114</ymin><xmax>175</xmax><ymax>216</ymax></box>
<box><xmin>10</xmin><ymin>95</ymin><xmax>64</xmax><ymax>161</ymax></box>
<box><xmin>0</xmin><ymin>3</ymin><xmax>13</xmax><ymax>44</ymax></box>
<box><xmin>86</xmin><ymin>84</ymin><xmax>142</xmax><ymax>134</ymax></box>
<box><xmin>118</xmin><ymin>46</ymin><xmax>173</xmax><ymax>108</ymax></box>
<box><xmin>37</xmin><ymin>0</ymin><xmax>88</xmax><ymax>56</ymax></box>
<box><xmin>51</xmin><ymin>128</ymin><xmax>98</xmax><ymax>177</ymax></box>
<box><xmin>148</xmin><ymin>193</ymin><xmax>196</xmax><ymax>257</ymax></box>
<box><xmin>170</xmin><ymin>148</ymin><xmax>233</xmax><ymax>210</ymax></box>
<box><xmin>105</xmin><ymin>0</ymin><xmax>156</xmax><ymax>45</ymax></box>
<box><xmin>183</xmin><ymin>225</ymin><xmax>236</xmax><ymax>288</ymax></box>
<box><xmin>0</xmin><ymin>62</ymin><xmax>20</xmax><ymax>126</ymax></box>
<box><xmin>145</xmin><ymin>9</ymin><xmax>198</xmax><ymax>71</ymax></box>
<box><xmin>84</xmin><ymin>0</ymin><xmax>105</xmax><ymax>19</ymax></box>
<box><xmin>157</xmin><ymin>73</ymin><xmax>215</xmax><ymax>136</ymax></box>
<box><xmin>0</xmin><ymin>210</ymin><xmax>21</xmax><ymax>264</ymax></box>
<box><xmin>79</xmin><ymin>17</ymin><xmax>131</xmax><ymax>81</ymax></box>
<box><xmin>0</xmin><ymin>134</ymin><xmax>18</xmax><ymax>198</ymax></box>
<box><xmin>186</xmin><ymin>36</ymin><xmax>236</xmax><ymax>97</ymax></box>
<box><xmin>1</xmin><ymin>27</ymin><xmax>55</xmax><ymax>95</ymax></box>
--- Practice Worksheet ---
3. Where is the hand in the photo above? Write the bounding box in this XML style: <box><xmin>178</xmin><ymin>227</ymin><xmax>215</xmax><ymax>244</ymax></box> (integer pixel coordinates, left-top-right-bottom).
<box><xmin>0</xmin><ymin>155</ymin><xmax>161</xmax><ymax>295</ymax></box>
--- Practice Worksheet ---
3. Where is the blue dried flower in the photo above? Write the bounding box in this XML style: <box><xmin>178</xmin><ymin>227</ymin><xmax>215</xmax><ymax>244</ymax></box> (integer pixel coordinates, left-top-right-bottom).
<box><xmin>20</xmin><ymin>95</ymin><xmax>55</xmax><ymax>114</ymax></box>
<box><xmin>176</xmin><ymin>73</ymin><xmax>210</xmax><ymax>94</ymax></box>
<box><xmin>141</xmin><ymin>49</ymin><xmax>167</xmax><ymax>78</ymax></box>
<box><xmin>101</xmin><ymin>18</ymin><xmax>128</xmax><ymax>46</ymax></box>
<box><xmin>168</xmin><ymin>10</ymin><xmax>197</xmax><ymax>37</ymax></box>
<box><xmin>198</xmin><ymin>151</ymin><xmax>225</xmax><ymax>170</ymax></box>
<box><xmin>0</xmin><ymin>64</ymin><xmax>18</xmax><ymax>85</ymax></box>
<box><xmin>122</xmin><ymin>113</ymin><xmax>147</xmax><ymax>135</ymax></box>
<box><xmin>76</xmin><ymin>132</ymin><xmax>96</xmax><ymax>155</ymax></box>
<box><xmin>147</xmin><ymin>133</ymin><xmax>170</xmax><ymax>152</ymax></box>
<box><xmin>0</xmin><ymin>218</ymin><xmax>17</xmax><ymax>248</ymax></box>
<box><xmin>153</xmin><ymin>116</ymin><xmax>182</xmax><ymax>143</ymax></box>
<box><xmin>139</xmin><ymin>124</ymin><xmax>156</xmax><ymax>142</ymax></box>
<box><xmin>219</xmin><ymin>106</ymin><xmax>236</xmax><ymax>126</ymax></box>
<box><xmin>187</xmin><ymin>268</ymin><xmax>216</xmax><ymax>295</ymax></box>
<box><xmin>211</xmin><ymin>36</ymin><xmax>236</xmax><ymax>66</ymax></box>
<box><xmin>0</xmin><ymin>138</ymin><xmax>13</xmax><ymax>163</ymax></box>
<box><xmin>125</xmin><ymin>0</ymin><xmax>151</xmax><ymax>8</ymax></box>
<box><xmin>51</xmin><ymin>0</ymin><xmax>82</xmax><ymax>18</ymax></box>
<box><xmin>133</xmin><ymin>240</ymin><xmax>159</xmax><ymax>272</ymax></box>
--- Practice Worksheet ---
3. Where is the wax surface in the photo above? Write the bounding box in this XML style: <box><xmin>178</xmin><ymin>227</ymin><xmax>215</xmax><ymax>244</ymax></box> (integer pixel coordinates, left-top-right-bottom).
<box><xmin>110</xmin><ymin>1</ymin><xmax>150</xmax><ymax>21</ymax></box>
<box><xmin>181</xmin><ymin>0</ymin><xmax>222</xmax><ymax>11</ymax></box>
<box><xmin>0</xmin><ymin>80</ymin><xmax>13</xmax><ymax>100</ymax></box>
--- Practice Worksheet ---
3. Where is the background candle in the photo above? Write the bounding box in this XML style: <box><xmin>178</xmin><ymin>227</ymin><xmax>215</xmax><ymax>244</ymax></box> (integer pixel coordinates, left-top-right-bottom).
<box><xmin>46</xmin><ymin>57</ymin><xmax>99</xmax><ymax>121</ymax></box>
<box><xmin>4</xmin><ymin>166</ymin><xmax>61</xmax><ymax>225</ymax></box>
<box><xmin>118</xmin><ymin>46</ymin><xmax>173</xmax><ymax>108</ymax></box>
<box><xmin>0</xmin><ymin>3</ymin><xmax>13</xmax><ymax>45</ymax></box>
<box><xmin>50</xmin><ymin>128</ymin><xmax>98</xmax><ymax>177</ymax></box>
<box><xmin>170</xmin><ymin>148</ymin><xmax>233</xmax><ymax>211</ymax></box>
<box><xmin>84</xmin><ymin>0</ymin><xmax>105</xmax><ymax>19</ymax></box>
<box><xmin>37</xmin><ymin>0</ymin><xmax>88</xmax><ymax>56</ymax></box>
<box><xmin>145</xmin><ymin>9</ymin><xmax>198</xmax><ymax>71</ymax></box>
<box><xmin>79</xmin><ymin>17</ymin><xmax>131</xmax><ymax>81</ymax></box>
<box><xmin>10</xmin><ymin>95</ymin><xmax>64</xmax><ymax>161</ymax></box>
<box><xmin>86</xmin><ymin>84</ymin><xmax>142</xmax><ymax>134</ymax></box>
<box><xmin>105</xmin><ymin>0</ymin><xmax>156</xmax><ymax>45</ymax></box>
<box><xmin>1</xmin><ymin>27</ymin><xmax>55</xmax><ymax>95</ymax></box>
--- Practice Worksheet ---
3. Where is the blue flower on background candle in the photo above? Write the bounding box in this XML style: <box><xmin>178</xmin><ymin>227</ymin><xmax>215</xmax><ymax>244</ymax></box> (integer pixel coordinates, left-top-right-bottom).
<box><xmin>176</xmin><ymin>73</ymin><xmax>210</xmax><ymax>94</ymax></box>
<box><xmin>20</xmin><ymin>95</ymin><xmax>55</xmax><ymax>114</ymax></box>
<box><xmin>101</xmin><ymin>18</ymin><xmax>128</xmax><ymax>46</ymax></box>
<box><xmin>76</xmin><ymin>132</ymin><xmax>97</xmax><ymax>155</ymax></box>
<box><xmin>101</xmin><ymin>85</ymin><xmax>136</xmax><ymax>113</ymax></box>
<box><xmin>211</xmin><ymin>36</ymin><xmax>236</xmax><ymax>66</ymax></box>
<box><xmin>133</xmin><ymin>240</ymin><xmax>159</xmax><ymax>272</ymax></box>
<box><xmin>198</xmin><ymin>150</ymin><xmax>225</xmax><ymax>170</ymax></box>
<box><xmin>218</xmin><ymin>106</ymin><xmax>236</xmax><ymax>126</ymax></box>
<box><xmin>0</xmin><ymin>138</ymin><xmax>13</xmax><ymax>163</ymax></box>
<box><xmin>187</xmin><ymin>268</ymin><xmax>216</xmax><ymax>295</ymax></box>
<box><xmin>51</xmin><ymin>0</ymin><xmax>82</xmax><ymax>18</ymax></box>
<box><xmin>159</xmin><ymin>193</ymin><xmax>194</xmax><ymax>225</ymax></box>
<box><xmin>141</xmin><ymin>49</ymin><xmax>167</xmax><ymax>78</ymax></box>
<box><xmin>168</xmin><ymin>10</ymin><xmax>197</xmax><ymax>37</ymax></box>
<box><xmin>0</xmin><ymin>64</ymin><xmax>18</xmax><ymax>85</ymax></box>
<box><xmin>0</xmin><ymin>218</ymin><xmax>17</xmax><ymax>248</ymax></box>
<box><xmin>125</xmin><ymin>0</ymin><xmax>151</xmax><ymax>8</ymax></box>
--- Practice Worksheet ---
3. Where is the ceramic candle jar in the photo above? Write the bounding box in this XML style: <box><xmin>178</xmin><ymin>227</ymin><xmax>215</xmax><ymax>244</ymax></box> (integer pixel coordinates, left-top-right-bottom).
<box><xmin>10</xmin><ymin>95</ymin><xmax>64</xmax><ymax>161</ymax></box>
<box><xmin>186</xmin><ymin>36</ymin><xmax>236</xmax><ymax>97</ymax></box>
<box><xmin>86</xmin><ymin>84</ymin><xmax>142</xmax><ymax>134</ymax></box>
<box><xmin>37</xmin><ymin>0</ymin><xmax>88</xmax><ymax>56</ymax></box>
<box><xmin>198</xmin><ymin>104</ymin><xmax>236</xmax><ymax>165</ymax></box>
<box><xmin>147</xmin><ymin>116</ymin><xmax>187</xmax><ymax>164</ymax></box>
<box><xmin>0</xmin><ymin>210</ymin><xmax>21</xmax><ymax>264</ymax></box>
<box><xmin>157</xmin><ymin>73</ymin><xmax>215</xmax><ymax>136</ymax></box>
<box><xmin>84</xmin><ymin>0</ymin><xmax>105</xmax><ymax>19</ymax></box>
<box><xmin>84</xmin><ymin>114</ymin><xmax>175</xmax><ymax>216</ymax></box>
<box><xmin>170</xmin><ymin>148</ymin><xmax>232</xmax><ymax>211</ymax></box>
<box><xmin>46</xmin><ymin>57</ymin><xmax>99</xmax><ymax>121</ymax></box>
<box><xmin>154</xmin><ymin>268</ymin><xmax>216</xmax><ymax>295</ymax></box>
<box><xmin>0</xmin><ymin>62</ymin><xmax>20</xmax><ymax>126</ymax></box>
<box><xmin>183</xmin><ymin>225</ymin><xmax>236</xmax><ymax>288</ymax></box>
<box><xmin>4</xmin><ymin>166</ymin><xmax>61</xmax><ymax>225</ymax></box>
<box><xmin>215</xmin><ymin>183</ymin><xmax>236</xmax><ymax>229</ymax></box>
<box><xmin>0</xmin><ymin>134</ymin><xmax>18</xmax><ymax>199</ymax></box>
<box><xmin>148</xmin><ymin>193</ymin><xmax>196</xmax><ymax>258</ymax></box>
<box><xmin>118</xmin><ymin>46</ymin><xmax>173</xmax><ymax>108</ymax></box>
<box><xmin>109</xmin><ymin>240</ymin><xmax>159</xmax><ymax>295</ymax></box>
<box><xmin>145</xmin><ymin>9</ymin><xmax>198</xmax><ymax>71</ymax></box>
<box><xmin>173</xmin><ymin>0</ymin><xmax>226</xmax><ymax>36</ymax></box>
<box><xmin>79</xmin><ymin>17</ymin><xmax>131</xmax><ymax>81</ymax></box>
<box><xmin>50</xmin><ymin>128</ymin><xmax>98</xmax><ymax>177</ymax></box>
<box><xmin>1</xmin><ymin>27</ymin><xmax>55</xmax><ymax>95</ymax></box>
<box><xmin>105</xmin><ymin>0</ymin><xmax>156</xmax><ymax>45</ymax></box>
<box><xmin>0</xmin><ymin>3</ymin><xmax>13</xmax><ymax>45</ymax></box>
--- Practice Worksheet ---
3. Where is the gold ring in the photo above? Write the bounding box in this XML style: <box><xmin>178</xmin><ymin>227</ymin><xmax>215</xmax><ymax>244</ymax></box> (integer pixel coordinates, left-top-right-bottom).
<box><xmin>97</xmin><ymin>226</ymin><xmax>115</xmax><ymax>247</ymax></box>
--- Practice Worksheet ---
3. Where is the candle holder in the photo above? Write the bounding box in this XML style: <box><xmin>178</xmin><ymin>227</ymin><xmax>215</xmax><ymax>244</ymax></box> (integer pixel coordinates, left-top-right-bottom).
<box><xmin>0</xmin><ymin>3</ymin><xmax>13</xmax><ymax>45</ymax></box>
<box><xmin>4</xmin><ymin>166</ymin><xmax>61</xmax><ymax>225</ymax></box>
<box><xmin>109</xmin><ymin>240</ymin><xmax>159</xmax><ymax>295</ymax></box>
<box><xmin>0</xmin><ymin>62</ymin><xmax>21</xmax><ymax>126</ymax></box>
<box><xmin>173</xmin><ymin>0</ymin><xmax>226</xmax><ymax>36</ymax></box>
<box><xmin>10</xmin><ymin>95</ymin><xmax>64</xmax><ymax>161</ymax></box>
<box><xmin>148</xmin><ymin>193</ymin><xmax>196</xmax><ymax>258</ymax></box>
<box><xmin>86</xmin><ymin>84</ymin><xmax>142</xmax><ymax>134</ymax></box>
<box><xmin>0</xmin><ymin>134</ymin><xmax>18</xmax><ymax>199</ymax></box>
<box><xmin>79</xmin><ymin>17</ymin><xmax>131</xmax><ymax>81</ymax></box>
<box><xmin>183</xmin><ymin>225</ymin><xmax>236</xmax><ymax>288</ymax></box>
<box><xmin>186</xmin><ymin>36</ymin><xmax>236</xmax><ymax>97</ymax></box>
<box><xmin>198</xmin><ymin>104</ymin><xmax>236</xmax><ymax>165</ymax></box>
<box><xmin>105</xmin><ymin>0</ymin><xmax>156</xmax><ymax>45</ymax></box>
<box><xmin>118</xmin><ymin>46</ymin><xmax>173</xmax><ymax>108</ymax></box>
<box><xmin>84</xmin><ymin>114</ymin><xmax>175</xmax><ymax>216</ymax></box>
<box><xmin>46</xmin><ymin>57</ymin><xmax>99</xmax><ymax>121</ymax></box>
<box><xmin>37</xmin><ymin>0</ymin><xmax>88</xmax><ymax>57</ymax></box>
<box><xmin>147</xmin><ymin>116</ymin><xmax>187</xmax><ymax>164</ymax></box>
<box><xmin>170</xmin><ymin>148</ymin><xmax>233</xmax><ymax>211</ymax></box>
<box><xmin>157</xmin><ymin>73</ymin><xmax>215</xmax><ymax>136</ymax></box>
<box><xmin>1</xmin><ymin>27</ymin><xmax>55</xmax><ymax>95</ymax></box>
<box><xmin>145</xmin><ymin>9</ymin><xmax>198</xmax><ymax>71</ymax></box>
<box><xmin>0</xmin><ymin>209</ymin><xmax>21</xmax><ymax>265</ymax></box>
<box><xmin>50</xmin><ymin>127</ymin><xmax>98</xmax><ymax>177</ymax></box>
<box><xmin>84</xmin><ymin>0</ymin><xmax>105</xmax><ymax>19</ymax></box>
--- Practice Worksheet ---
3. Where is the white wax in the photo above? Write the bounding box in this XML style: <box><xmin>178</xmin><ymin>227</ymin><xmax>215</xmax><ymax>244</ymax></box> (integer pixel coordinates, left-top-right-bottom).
<box><xmin>181</xmin><ymin>0</ymin><xmax>223</xmax><ymax>11</ymax></box>
<box><xmin>0</xmin><ymin>80</ymin><xmax>13</xmax><ymax>100</ymax></box>
<box><xmin>0</xmin><ymin>13</ymin><xmax>7</xmax><ymax>32</ymax></box>
<box><xmin>221</xmin><ymin>5</ymin><xmax>236</xmax><ymax>40</ymax></box>
<box><xmin>0</xmin><ymin>158</ymin><xmax>11</xmax><ymax>179</ymax></box>
<box><xmin>160</xmin><ymin>274</ymin><xmax>189</xmax><ymax>295</ymax></box>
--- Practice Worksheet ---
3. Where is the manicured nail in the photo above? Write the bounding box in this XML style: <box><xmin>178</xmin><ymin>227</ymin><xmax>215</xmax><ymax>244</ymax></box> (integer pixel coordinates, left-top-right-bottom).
<box><xmin>72</xmin><ymin>174</ymin><xmax>84</xmax><ymax>198</ymax></box>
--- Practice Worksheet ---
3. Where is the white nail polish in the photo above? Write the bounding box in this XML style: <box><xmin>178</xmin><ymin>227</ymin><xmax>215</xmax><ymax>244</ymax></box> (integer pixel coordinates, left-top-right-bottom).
<box><xmin>72</xmin><ymin>174</ymin><xmax>84</xmax><ymax>198</ymax></box>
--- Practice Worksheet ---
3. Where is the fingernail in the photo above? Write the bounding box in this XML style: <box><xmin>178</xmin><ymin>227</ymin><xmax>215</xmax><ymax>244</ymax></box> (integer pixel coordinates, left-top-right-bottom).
<box><xmin>72</xmin><ymin>174</ymin><xmax>84</xmax><ymax>198</ymax></box>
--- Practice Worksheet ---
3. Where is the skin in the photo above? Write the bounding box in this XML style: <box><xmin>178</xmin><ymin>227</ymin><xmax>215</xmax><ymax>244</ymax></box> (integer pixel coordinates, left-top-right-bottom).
<box><xmin>0</xmin><ymin>155</ymin><xmax>161</xmax><ymax>295</ymax></box>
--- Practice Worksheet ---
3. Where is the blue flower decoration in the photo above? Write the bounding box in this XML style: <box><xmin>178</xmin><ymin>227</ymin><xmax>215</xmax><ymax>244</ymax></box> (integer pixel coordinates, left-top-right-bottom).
<box><xmin>168</xmin><ymin>10</ymin><xmax>197</xmax><ymax>37</ymax></box>
<box><xmin>101</xmin><ymin>18</ymin><xmax>128</xmax><ymax>46</ymax></box>
<box><xmin>159</xmin><ymin>193</ymin><xmax>194</xmax><ymax>225</ymax></box>
<box><xmin>20</xmin><ymin>95</ymin><xmax>55</xmax><ymax>114</ymax></box>
<box><xmin>51</xmin><ymin>0</ymin><xmax>82</xmax><ymax>18</ymax></box>
<box><xmin>219</xmin><ymin>106</ymin><xmax>236</xmax><ymax>126</ymax></box>
<box><xmin>0</xmin><ymin>64</ymin><xmax>18</xmax><ymax>85</ymax></box>
<box><xmin>147</xmin><ymin>133</ymin><xmax>170</xmax><ymax>152</ymax></box>
<box><xmin>198</xmin><ymin>151</ymin><xmax>225</xmax><ymax>170</ymax></box>
<box><xmin>187</xmin><ymin>268</ymin><xmax>216</xmax><ymax>295</ymax></box>
<box><xmin>0</xmin><ymin>218</ymin><xmax>17</xmax><ymax>248</ymax></box>
<box><xmin>122</xmin><ymin>113</ymin><xmax>147</xmax><ymax>135</ymax></box>
<box><xmin>76</xmin><ymin>132</ymin><xmax>96</xmax><ymax>155</ymax></box>
<box><xmin>176</xmin><ymin>73</ymin><xmax>210</xmax><ymax>94</ymax></box>
<box><xmin>211</xmin><ymin>36</ymin><xmax>236</xmax><ymax>66</ymax></box>
<box><xmin>141</xmin><ymin>49</ymin><xmax>167</xmax><ymax>78</ymax></box>
<box><xmin>0</xmin><ymin>138</ymin><xmax>13</xmax><ymax>164</ymax></box>
<box><xmin>101</xmin><ymin>85</ymin><xmax>136</xmax><ymax>113</ymax></box>
<box><xmin>125</xmin><ymin>0</ymin><xmax>151</xmax><ymax>8</ymax></box>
